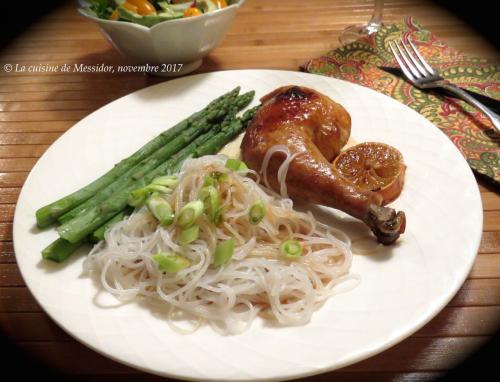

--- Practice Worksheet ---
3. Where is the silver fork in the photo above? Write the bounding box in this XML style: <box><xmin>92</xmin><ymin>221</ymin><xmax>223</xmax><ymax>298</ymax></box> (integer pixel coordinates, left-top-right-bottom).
<box><xmin>389</xmin><ymin>38</ymin><xmax>500</xmax><ymax>132</ymax></box>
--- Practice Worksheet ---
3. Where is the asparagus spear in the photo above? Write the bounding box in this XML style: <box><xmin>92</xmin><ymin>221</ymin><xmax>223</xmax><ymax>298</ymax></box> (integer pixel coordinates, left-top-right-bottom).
<box><xmin>35</xmin><ymin>87</ymin><xmax>241</xmax><ymax>228</ymax></box>
<box><xmin>41</xmin><ymin>238</ymin><xmax>84</xmax><ymax>263</ymax></box>
<box><xmin>241</xmin><ymin>105</ymin><xmax>260</xmax><ymax>125</ymax></box>
<box><xmin>58</xmin><ymin>92</ymin><xmax>254</xmax><ymax>224</ymax></box>
<box><xmin>91</xmin><ymin>206</ymin><xmax>133</xmax><ymax>242</ymax></box>
<box><xmin>57</xmin><ymin>97</ymin><xmax>256</xmax><ymax>244</ymax></box>
<box><xmin>41</xmin><ymin>207</ymin><xmax>133</xmax><ymax>263</ymax></box>
<box><xmin>59</xmin><ymin>104</ymin><xmax>228</xmax><ymax>223</ymax></box>
<box><xmin>194</xmin><ymin>105</ymin><xmax>260</xmax><ymax>157</ymax></box>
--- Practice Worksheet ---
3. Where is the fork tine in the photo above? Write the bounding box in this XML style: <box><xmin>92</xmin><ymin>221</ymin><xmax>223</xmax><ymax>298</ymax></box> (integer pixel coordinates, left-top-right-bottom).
<box><xmin>400</xmin><ymin>39</ymin><xmax>427</xmax><ymax>76</ymax></box>
<box><xmin>394</xmin><ymin>41</ymin><xmax>421</xmax><ymax>79</ymax></box>
<box><xmin>389</xmin><ymin>41</ymin><xmax>416</xmax><ymax>82</ymax></box>
<box><xmin>407</xmin><ymin>37</ymin><xmax>436</xmax><ymax>76</ymax></box>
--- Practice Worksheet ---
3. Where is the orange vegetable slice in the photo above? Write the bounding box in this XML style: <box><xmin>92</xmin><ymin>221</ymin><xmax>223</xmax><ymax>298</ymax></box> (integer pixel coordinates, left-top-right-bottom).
<box><xmin>122</xmin><ymin>2</ymin><xmax>139</xmax><ymax>13</ymax></box>
<box><xmin>127</xmin><ymin>0</ymin><xmax>156</xmax><ymax>16</ymax></box>
<box><xmin>109</xmin><ymin>9</ymin><xmax>119</xmax><ymax>20</ymax></box>
<box><xmin>184</xmin><ymin>7</ymin><xmax>202</xmax><ymax>17</ymax></box>
<box><xmin>333</xmin><ymin>142</ymin><xmax>406</xmax><ymax>205</ymax></box>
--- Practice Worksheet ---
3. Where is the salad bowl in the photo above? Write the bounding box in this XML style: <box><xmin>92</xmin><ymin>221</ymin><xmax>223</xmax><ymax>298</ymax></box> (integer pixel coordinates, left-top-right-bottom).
<box><xmin>78</xmin><ymin>1</ymin><xmax>245</xmax><ymax>76</ymax></box>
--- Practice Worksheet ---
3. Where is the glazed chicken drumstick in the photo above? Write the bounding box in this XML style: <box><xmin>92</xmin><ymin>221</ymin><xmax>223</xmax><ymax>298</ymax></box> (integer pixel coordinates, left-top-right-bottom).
<box><xmin>241</xmin><ymin>86</ymin><xmax>406</xmax><ymax>244</ymax></box>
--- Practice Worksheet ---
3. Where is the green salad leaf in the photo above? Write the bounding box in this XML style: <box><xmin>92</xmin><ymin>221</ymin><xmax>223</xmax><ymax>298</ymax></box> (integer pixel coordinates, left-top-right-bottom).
<box><xmin>85</xmin><ymin>0</ymin><xmax>115</xmax><ymax>19</ymax></box>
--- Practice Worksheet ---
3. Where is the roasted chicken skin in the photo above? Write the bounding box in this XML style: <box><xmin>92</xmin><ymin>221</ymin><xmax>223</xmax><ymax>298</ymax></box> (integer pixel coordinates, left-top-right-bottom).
<box><xmin>241</xmin><ymin>85</ymin><xmax>406</xmax><ymax>244</ymax></box>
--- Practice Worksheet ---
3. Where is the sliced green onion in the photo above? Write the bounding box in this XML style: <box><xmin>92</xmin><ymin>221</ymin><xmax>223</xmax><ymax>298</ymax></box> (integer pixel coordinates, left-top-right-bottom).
<box><xmin>249</xmin><ymin>200</ymin><xmax>266</xmax><ymax>225</ymax></box>
<box><xmin>151</xmin><ymin>175</ymin><xmax>179</xmax><ymax>188</ymax></box>
<box><xmin>213</xmin><ymin>238</ymin><xmax>235</xmax><ymax>267</ymax></box>
<box><xmin>177</xmin><ymin>200</ymin><xmax>204</xmax><ymax>228</ymax></box>
<box><xmin>203</xmin><ymin>174</ymin><xmax>217</xmax><ymax>187</ymax></box>
<box><xmin>218</xmin><ymin>173</ymin><xmax>230</xmax><ymax>183</ymax></box>
<box><xmin>128</xmin><ymin>187</ymin><xmax>149</xmax><ymax>207</ymax></box>
<box><xmin>225</xmin><ymin>158</ymin><xmax>248</xmax><ymax>171</ymax></box>
<box><xmin>152</xmin><ymin>252</ymin><xmax>190</xmax><ymax>273</ymax></box>
<box><xmin>147</xmin><ymin>194</ymin><xmax>174</xmax><ymax>226</ymax></box>
<box><xmin>199</xmin><ymin>186</ymin><xmax>220</xmax><ymax>220</ymax></box>
<box><xmin>179</xmin><ymin>224</ymin><xmax>199</xmax><ymax>245</ymax></box>
<box><xmin>212</xmin><ymin>206</ymin><xmax>225</xmax><ymax>225</ymax></box>
<box><xmin>205</xmin><ymin>171</ymin><xmax>230</xmax><ymax>186</ymax></box>
<box><xmin>280</xmin><ymin>239</ymin><xmax>302</xmax><ymax>259</ymax></box>
<box><xmin>145</xmin><ymin>184</ymin><xmax>172</xmax><ymax>194</ymax></box>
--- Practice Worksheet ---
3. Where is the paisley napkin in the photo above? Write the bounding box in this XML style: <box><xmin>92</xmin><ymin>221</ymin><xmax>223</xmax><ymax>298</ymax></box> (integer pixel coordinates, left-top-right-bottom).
<box><xmin>301</xmin><ymin>17</ymin><xmax>500</xmax><ymax>186</ymax></box>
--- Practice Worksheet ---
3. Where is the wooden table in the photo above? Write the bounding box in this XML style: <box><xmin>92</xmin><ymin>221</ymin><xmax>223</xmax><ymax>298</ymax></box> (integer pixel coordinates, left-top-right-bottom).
<box><xmin>1</xmin><ymin>1</ymin><xmax>499</xmax><ymax>381</ymax></box>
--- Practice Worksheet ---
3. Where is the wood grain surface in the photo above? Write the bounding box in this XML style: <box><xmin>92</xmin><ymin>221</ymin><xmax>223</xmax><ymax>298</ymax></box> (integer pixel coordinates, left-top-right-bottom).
<box><xmin>1</xmin><ymin>0</ymin><xmax>499</xmax><ymax>381</ymax></box>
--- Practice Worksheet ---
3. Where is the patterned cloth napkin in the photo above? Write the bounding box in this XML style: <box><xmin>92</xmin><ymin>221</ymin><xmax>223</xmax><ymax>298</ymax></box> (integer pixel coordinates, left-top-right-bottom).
<box><xmin>301</xmin><ymin>17</ymin><xmax>500</xmax><ymax>186</ymax></box>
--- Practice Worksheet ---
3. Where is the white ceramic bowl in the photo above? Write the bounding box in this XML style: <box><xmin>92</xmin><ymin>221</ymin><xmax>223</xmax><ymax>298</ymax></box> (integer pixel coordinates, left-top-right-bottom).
<box><xmin>78</xmin><ymin>1</ymin><xmax>245</xmax><ymax>76</ymax></box>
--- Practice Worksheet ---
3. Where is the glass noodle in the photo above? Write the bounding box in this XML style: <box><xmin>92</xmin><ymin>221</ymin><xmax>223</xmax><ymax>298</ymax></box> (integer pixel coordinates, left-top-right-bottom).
<box><xmin>83</xmin><ymin>150</ymin><xmax>357</xmax><ymax>335</ymax></box>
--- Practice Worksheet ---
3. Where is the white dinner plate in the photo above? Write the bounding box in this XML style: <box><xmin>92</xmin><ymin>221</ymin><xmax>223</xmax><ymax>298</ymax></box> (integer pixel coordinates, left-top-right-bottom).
<box><xmin>13</xmin><ymin>70</ymin><xmax>482</xmax><ymax>381</ymax></box>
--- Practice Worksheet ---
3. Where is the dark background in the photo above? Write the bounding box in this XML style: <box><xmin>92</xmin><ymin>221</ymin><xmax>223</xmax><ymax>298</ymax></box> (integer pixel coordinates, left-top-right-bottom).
<box><xmin>1</xmin><ymin>0</ymin><xmax>498</xmax><ymax>381</ymax></box>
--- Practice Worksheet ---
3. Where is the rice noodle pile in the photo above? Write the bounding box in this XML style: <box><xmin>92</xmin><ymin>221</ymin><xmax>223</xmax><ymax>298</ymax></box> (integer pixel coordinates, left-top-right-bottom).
<box><xmin>83</xmin><ymin>151</ymin><xmax>356</xmax><ymax>335</ymax></box>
